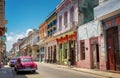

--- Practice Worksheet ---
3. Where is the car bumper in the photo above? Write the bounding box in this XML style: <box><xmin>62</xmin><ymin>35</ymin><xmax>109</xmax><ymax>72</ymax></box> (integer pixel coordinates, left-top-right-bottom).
<box><xmin>17</xmin><ymin>68</ymin><xmax>37</xmax><ymax>71</ymax></box>
<box><xmin>10</xmin><ymin>64</ymin><xmax>15</xmax><ymax>67</ymax></box>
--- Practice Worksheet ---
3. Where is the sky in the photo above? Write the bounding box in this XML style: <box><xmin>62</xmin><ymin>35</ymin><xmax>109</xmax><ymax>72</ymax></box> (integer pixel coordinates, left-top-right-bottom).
<box><xmin>5</xmin><ymin>0</ymin><xmax>61</xmax><ymax>51</ymax></box>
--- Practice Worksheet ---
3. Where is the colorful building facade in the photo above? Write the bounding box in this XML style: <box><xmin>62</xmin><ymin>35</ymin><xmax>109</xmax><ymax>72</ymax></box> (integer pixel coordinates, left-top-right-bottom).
<box><xmin>94</xmin><ymin>0</ymin><xmax>120</xmax><ymax>71</ymax></box>
<box><xmin>0</xmin><ymin>0</ymin><xmax>7</xmax><ymax>64</ymax></box>
<box><xmin>77</xmin><ymin>0</ymin><xmax>104</xmax><ymax>70</ymax></box>
<box><xmin>19</xmin><ymin>29</ymin><xmax>39</xmax><ymax>61</ymax></box>
<box><xmin>38</xmin><ymin>22</ymin><xmax>47</xmax><ymax>62</ymax></box>
<box><xmin>54</xmin><ymin>0</ymin><xmax>78</xmax><ymax>65</ymax></box>
<box><xmin>45</xmin><ymin>10</ymin><xmax>57</xmax><ymax>63</ymax></box>
<box><xmin>0</xmin><ymin>0</ymin><xmax>7</xmax><ymax>36</ymax></box>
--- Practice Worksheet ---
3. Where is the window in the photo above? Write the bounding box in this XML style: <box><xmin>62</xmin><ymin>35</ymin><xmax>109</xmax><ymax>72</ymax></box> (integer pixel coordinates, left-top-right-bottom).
<box><xmin>37</xmin><ymin>54</ymin><xmax>39</xmax><ymax>58</ymax></box>
<box><xmin>64</xmin><ymin>12</ymin><xmax>68</xmax><ymax>27</ymax></box>
<box><xmin>21</xmin><ymin>58</ymin><xmax>32</xmax><ymax>62</ymax></box>
<box><xmin>30</xmin><ymin>50</ymin><xmax>32</xmax><ymax>53</ymax></box>
<box><xmin>53</xmin><ymin>27</ymin><xmax>56</xmax><ymax>32</ymax></box>
<box><xmin>70</xmin><ymin>6</ymin><xmax>74</xmax><ymax>22</ymax></box>
<box><xmin>37</xmin><ymin>49</ymin><xmax>39</xmax><ymax>53</ymax></box>
<box><xmin>59</xmin><ymin>16</ymin><xmax>62</xmax><ymax>31</ymax></box>
<box><xmin>80</xmin><ymin>40</ymin><xmax>85</xmax><ymax>60</ymax></box>
<box><xmin>47</xmin><ymin>25</ymin><xmax>49</xmax><ymax>29</ymax></box>
<box><xmin>48</xmin><ymin>31</ymin><xmax>49</xmax><ymax>36</ymax></box>
<box><xmin>54</xmin><ymin>19</ymin><xmax>57</xmax><ymax>25</ymax></box>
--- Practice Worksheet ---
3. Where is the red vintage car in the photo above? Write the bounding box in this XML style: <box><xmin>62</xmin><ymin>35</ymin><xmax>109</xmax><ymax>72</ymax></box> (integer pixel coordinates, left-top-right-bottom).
<box><xmin>15</xmin><ymin>56</ymin><xmax>37</xmax><ymax>74</ymax></box>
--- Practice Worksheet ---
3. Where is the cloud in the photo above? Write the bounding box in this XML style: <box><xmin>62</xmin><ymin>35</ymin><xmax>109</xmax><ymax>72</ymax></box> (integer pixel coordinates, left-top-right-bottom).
<box><xmin>7</xmin><ymin>36</ymin><xmax>14</xmax><ymax>42</ymax></box>
<box><xmin>6</xmin><ymin>29</ymin><xmax>33</xmax><ymax>51</ymax></box>
<box><xmin>25</xmin><ymin>29</ymin><xmax>33</xmax><ymax>36</ymax></box>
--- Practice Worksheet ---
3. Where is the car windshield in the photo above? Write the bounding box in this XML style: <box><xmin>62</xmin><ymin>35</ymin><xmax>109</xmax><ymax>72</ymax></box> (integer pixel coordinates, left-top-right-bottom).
<box><xmin>21</xmin><ymin>58</ymin><xmax>32</xmax><ymax>62</ymax></box>
<box><xmin>10</xmin><ymin>59</ymin><xmax>17</xmax><ymax>62</ymax></box>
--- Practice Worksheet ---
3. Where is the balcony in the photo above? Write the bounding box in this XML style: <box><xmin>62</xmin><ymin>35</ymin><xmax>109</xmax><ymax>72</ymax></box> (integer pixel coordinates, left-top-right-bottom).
<box><xmin>94</xmin><ymin>0</ymin><xmax>120</xmax><ymax>20</ymax></box>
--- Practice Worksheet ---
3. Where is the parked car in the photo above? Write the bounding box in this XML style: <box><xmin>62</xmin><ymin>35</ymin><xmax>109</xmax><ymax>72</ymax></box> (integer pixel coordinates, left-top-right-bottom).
<box><xmin>9</xmin><ymin>58</ymin><xmax>17</xmax><ymax>67</ymax></box>
<box><xmin>15</xmin><ymin>56</ymin><xmax>37</xmax><ymax>73</ymax></box>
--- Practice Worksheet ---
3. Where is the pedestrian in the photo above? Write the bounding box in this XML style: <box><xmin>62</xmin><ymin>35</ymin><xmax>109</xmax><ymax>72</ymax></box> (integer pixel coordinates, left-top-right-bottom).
<box><xmin>68</xmin><ymin>58</ymin><xmax>71</xmax><ymax>67</ymax></box>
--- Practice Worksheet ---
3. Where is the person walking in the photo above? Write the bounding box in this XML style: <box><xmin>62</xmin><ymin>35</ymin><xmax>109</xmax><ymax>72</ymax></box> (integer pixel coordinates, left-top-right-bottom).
<box><xmin>68</xmin><ymin>58</ymin><xmax>71</xmax><ymax>67</ymax></box>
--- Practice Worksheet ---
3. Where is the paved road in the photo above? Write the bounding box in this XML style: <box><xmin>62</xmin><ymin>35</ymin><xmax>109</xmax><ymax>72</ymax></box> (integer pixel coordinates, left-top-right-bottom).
<box><xmin>0</xmin><ymin>63</ymin><xmax>108</xmax><ymax>78</ymax></box>
<box><xmin>35</xmin><ymin>63</ymin><xmax>107</xmax><ymax>78</ymax></box>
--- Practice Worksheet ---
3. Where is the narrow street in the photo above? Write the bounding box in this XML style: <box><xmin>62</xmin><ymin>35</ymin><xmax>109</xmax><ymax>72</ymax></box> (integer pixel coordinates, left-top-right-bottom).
<box><xmin>0</xmin><ymin>63</ymin><xmax>107</xmax><ymax>78</ymax></box>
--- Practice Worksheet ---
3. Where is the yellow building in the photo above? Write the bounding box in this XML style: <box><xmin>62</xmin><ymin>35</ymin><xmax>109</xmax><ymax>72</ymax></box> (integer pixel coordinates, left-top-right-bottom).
<box><xmin>45</xmin><ymin>10</ymin><xmax>57</xmax><ymax>63</ymax></box>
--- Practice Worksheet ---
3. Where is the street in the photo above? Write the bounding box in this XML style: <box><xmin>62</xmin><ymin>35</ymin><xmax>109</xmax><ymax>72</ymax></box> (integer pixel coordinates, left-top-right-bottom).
<box><xmin>0</xmin><ymin>63</ymin><xmax>108</xmax><ymax>78</ymax></box>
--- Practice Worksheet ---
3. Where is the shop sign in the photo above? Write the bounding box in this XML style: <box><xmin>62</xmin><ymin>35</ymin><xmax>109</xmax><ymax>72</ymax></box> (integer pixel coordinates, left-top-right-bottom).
<box><xmin>56</xmin><ymin>32</ymin><xmax>77</xmax><ymax>44</ymax></box>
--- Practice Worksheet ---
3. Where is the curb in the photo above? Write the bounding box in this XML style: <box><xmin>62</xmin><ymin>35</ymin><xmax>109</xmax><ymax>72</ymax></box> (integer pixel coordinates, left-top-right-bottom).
<box><xmin>57</xmin><ymin>66</ymin><xmax>120</xmax><ymax>78</ymax></box>
<box><xmin>57</xmin><ymin>66</ymin><xmax>109</xmax><ymax>78</ymax></box>
<box><xmin>54</xmin><ymin>66</ymin><xmax>109</xmax><ymax>78</ymax></box>
<box><xmin>39</xmin><ymin>62</ymin><xmax>120</xmax><ymax>78</ymax></box>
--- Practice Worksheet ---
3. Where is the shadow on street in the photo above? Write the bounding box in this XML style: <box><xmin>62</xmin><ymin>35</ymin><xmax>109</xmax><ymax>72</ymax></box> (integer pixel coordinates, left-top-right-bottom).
<box><xmin>15</xmin><ymin>71</ymin><xmax>39</xmax><ymax>75</ymax></box>
<box><xmin>0</xmin><ymin>66</ymin><xmax>40</xmax><ymax>78</ymax></box>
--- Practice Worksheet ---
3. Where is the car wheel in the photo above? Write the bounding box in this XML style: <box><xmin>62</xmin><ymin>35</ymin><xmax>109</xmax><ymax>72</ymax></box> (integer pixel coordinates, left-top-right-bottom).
<box><xmin>31</xmin><ymin>70</ymin><xmax>36</xmax><ymax>73</ymax></box>
<box><xmin>14</xmin><ymin>68</ymin><xmax>16</xmax><ymax>71</ymax></box>
<box><xmin>16</xmin><ymin>70</ymin><xmax>19</xmax><ymax>74</ymax></box>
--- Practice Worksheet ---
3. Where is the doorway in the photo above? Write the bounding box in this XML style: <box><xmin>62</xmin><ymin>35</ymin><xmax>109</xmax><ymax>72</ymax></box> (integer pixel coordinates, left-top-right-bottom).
<box><xmin>53</xmin><ymin>45</ymin><xmax>56</xmax><ymax>63</ymax></box>
<box><xmin>92</xmin><ymin>44</ymin><xmax>100</xmax><ymax>69</ymax></box>
<box><xmin>107</xmin><ymin>27</ymin><xmax>120</xmax><ymax>71</ymax></box>
<box><xmin>69</xmin><ymin>40</ymin><xmax>76</xmax><ymax>65</ymax></box>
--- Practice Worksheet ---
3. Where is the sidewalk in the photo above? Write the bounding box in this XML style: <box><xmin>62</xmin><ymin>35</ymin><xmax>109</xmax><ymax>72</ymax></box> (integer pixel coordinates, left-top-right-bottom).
<box><xmin>0</xmin><ymin>65</ymin><xmax>13</xmax><ymax>78</ymax></box>
<box><xmin>37</xmin><ymin>62</ymin><xmax>120</xmax><ymax>78</ymax></box>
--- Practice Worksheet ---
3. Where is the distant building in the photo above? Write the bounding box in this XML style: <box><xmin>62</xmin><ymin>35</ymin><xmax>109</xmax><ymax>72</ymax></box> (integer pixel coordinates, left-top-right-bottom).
<box><xmin>0</xmin><ymin>0</ymin><xmax>7</xmax><ymax>65</ymax></box>
<box><xmin>0</xmin><ymin>0</ymin><xmax>7</xmax><ymax>36</ymax></box>
<box><xmin>20</xmin><ymin>29</ymin><xmax>39</xmax><ymax>61</ymax></box>
<box><xmin>37</xmin><ymin>21</ymin><xmax>47</xmax><ymax>62</ymax></box>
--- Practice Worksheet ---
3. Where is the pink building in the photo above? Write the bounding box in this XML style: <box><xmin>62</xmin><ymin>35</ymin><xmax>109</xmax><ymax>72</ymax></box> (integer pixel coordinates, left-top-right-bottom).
<box><xmin>94</xmin><ymin>0</ymin><xmax>120</xmax><ymax>71</ymax></box>
<box><xmin>77</xmin><ymin>0</ymin><xmax>107</xmax><ymax>70</ymax></box>
<box><xmin>77</xmin><ymin>21</ymin><xmax>107</xmax><ymax>70</ymax></box>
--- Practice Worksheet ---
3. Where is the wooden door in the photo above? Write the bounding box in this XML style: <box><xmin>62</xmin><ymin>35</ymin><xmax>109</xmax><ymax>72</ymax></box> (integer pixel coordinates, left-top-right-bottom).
<box><xmin>70</xmin><ymin>49</ymin><xmax>75</xmax><ymax>65</ymax></box>
<box><xmin>107</xmin><ymin>27</ymin><xmax>117</xmax><ymax>70</ymax></box>
<box><xmin>107</xmin><ymin>37</ymin><xmax>115</xmax><ymax>70</ymax></box>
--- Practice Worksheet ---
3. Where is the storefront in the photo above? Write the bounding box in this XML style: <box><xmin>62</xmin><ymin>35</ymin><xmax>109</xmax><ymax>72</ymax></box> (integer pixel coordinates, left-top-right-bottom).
<box><xmin>46</xmin><ymin>40</ymin><xmax>57</xmax><ymax>63</ymax></box>
<box><xmin>56</xmin><ymin>31</ymin><xmax>77</xmax><ymax>65</ymax></box>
